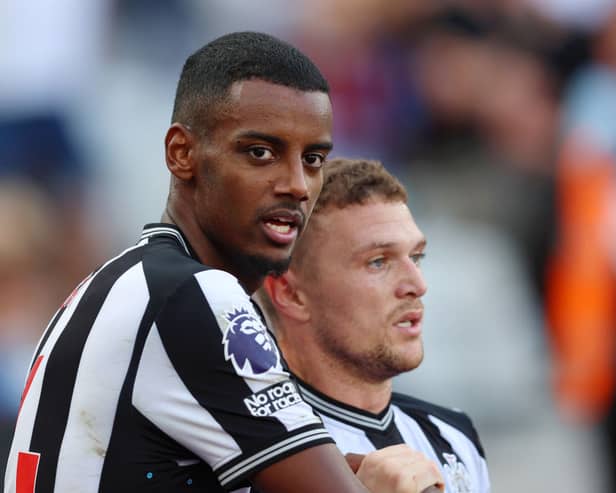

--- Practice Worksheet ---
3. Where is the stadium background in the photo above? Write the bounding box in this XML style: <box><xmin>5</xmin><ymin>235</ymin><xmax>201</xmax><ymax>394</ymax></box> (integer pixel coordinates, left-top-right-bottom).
<box><xmin>2</xmin><ymin>1</ymin><xmax>616</xmax><ymax>491</ymax></box>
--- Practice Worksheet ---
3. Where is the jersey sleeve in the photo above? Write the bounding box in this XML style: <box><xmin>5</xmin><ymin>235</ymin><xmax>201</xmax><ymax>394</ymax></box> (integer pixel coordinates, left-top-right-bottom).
<box><xmin>131</xmin><ymin>269</ymin><xmax>333</xmax><ymax>490</ymax></box>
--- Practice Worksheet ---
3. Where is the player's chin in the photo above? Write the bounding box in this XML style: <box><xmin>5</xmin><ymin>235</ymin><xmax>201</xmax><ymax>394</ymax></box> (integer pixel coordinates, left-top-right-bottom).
<box><xmin>266</xmin><ymin>240</ymin><xmax>296</xmax><ymax>260</ymax></box>
<box><xmin>400</xmin><ymin>347</ymin><xmax>424</xmax><ymax>371</ymax></box>
<box><xmin>251</xmin><ymin>250</ymin><xmax>292</xmax><ymax>278</ymax></box>
<box><xmin>410</xmin><ymin>351</ymin><xmax>424</xmax><ymax>370</ymax></box>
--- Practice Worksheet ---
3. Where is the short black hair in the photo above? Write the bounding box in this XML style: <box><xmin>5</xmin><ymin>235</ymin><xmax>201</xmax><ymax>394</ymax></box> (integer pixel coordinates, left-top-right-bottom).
<box><xmin>171</xmin><ymin>31</ymin><xmax>330</xmax><ymax>131</ymax></box>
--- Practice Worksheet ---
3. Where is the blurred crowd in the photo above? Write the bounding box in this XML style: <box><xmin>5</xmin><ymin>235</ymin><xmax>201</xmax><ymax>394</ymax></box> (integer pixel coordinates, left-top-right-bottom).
<box><xmin>2</xmin><ymin>0</ymin><xmax>616</xmax><ymax>491</ymax></box>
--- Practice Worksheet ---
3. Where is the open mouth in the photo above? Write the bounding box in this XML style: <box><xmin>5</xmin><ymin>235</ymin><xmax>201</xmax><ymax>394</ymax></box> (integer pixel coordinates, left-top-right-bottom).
<box><xmin>261</xmin><ymin>210</ymin><xmax>303</xmax><ymax>245</ymax></box>
<box><xmin>394</xmin><ymin>311</ymin><xmax>423</xmax><ymax>335</ymax></box>
<box><xmin>265</xmin><ymin>217</ymin><xmax>295</xmax><ymax>234</ymax></box>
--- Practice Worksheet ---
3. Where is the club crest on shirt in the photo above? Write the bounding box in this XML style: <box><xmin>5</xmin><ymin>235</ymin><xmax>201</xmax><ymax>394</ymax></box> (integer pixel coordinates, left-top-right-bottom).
<box><xmin>442</xmin><ymin>453</ymin><xmax>472</xmax><ymax>493</ymax></box>
<box><xmin>222</xmin><ymin>307</ymin><xmax>279</xmax><ymax>375</ymax></box>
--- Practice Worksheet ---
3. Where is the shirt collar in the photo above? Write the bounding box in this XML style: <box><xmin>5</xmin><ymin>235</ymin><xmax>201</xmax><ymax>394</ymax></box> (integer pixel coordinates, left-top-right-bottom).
<box><xmin>294</xmin><ymin>376</ymin><xmax>394</xmax><ymax>432</ymax></box>
<box><xmin>138</xmin><ymin>223</ymin><xmax>195</xmax><ymax>259</ymax></box>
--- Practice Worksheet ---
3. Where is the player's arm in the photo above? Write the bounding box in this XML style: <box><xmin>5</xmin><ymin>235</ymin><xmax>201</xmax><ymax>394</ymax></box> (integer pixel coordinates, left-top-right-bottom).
<box><xmin>253</xmin><ymin>443</ymin><xmax>444</xmax><ymax>493</ymax></box>
<box><xmin>252</xmin><ymin>443</ymin><xmax>367</xmax><ymax>493</ymax></box>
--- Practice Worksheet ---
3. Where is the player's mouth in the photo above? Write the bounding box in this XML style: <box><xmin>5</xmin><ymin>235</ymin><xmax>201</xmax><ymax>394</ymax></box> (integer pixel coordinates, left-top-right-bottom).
<box><xmin>261</xmin><ymin>210</ymin><xmax>304</xmax><ymax>246</ymax></box>
<box><xmin>394</xmin><ymin>311</ymin><xmax>423</xmax><ymax>337</ymax></box>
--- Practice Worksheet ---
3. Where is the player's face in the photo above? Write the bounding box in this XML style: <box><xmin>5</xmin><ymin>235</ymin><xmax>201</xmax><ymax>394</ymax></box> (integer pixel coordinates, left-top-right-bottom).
<box><xmin>192</xmin><ymin>80</ymin><xmax>333</xmax><ymax>287</ymax></box>
<box><xmin>299</xmin><ymin>200</ymin><xmax>427</xmax><ymax>382</ymax></box>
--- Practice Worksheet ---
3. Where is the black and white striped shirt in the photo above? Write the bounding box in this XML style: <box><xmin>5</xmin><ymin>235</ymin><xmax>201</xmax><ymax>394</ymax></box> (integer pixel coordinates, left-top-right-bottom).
<box><xmin>4</xmin><ymin>224</ymin><xmax>332</xmax><ymax>493</ymax></box>
<box><xmin>296</xmin><ymin>379</ymin><xmax>491</xmax><ymax>493</ymax></box>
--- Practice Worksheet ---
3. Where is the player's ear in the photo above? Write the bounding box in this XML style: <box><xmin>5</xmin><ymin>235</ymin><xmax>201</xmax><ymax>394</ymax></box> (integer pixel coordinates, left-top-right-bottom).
<box><xmin>165</xmin><ymin>123</ymin><xmax>196</xmax><ymax>181</ymax></box>
<box><xmin>262</xmin><ymin>273</ymin><xmax>310</xmax><ymax>323</ymax></box>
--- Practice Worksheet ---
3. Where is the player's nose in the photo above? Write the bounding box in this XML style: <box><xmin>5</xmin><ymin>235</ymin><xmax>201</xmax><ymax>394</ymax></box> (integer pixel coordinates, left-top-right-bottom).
<box><xmin>395</xmin><ymin>258</ymin><xmax>427</xmax><ymax>298</ymax></box>
<box><xmin>274</xmin><ymin>158</ymin><xmax>309</xmax><ymax>201</ymax></box>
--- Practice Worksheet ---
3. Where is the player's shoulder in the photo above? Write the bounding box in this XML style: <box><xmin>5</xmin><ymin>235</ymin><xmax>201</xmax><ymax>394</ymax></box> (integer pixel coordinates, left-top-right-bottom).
<box><xmin>391</xmin><ymin>392</ymin><xmax>485</xmax><ymax>457</ymax></box>
<box><xmin>137</xmin><ymin>227</ymin><xmax>242</xmax><ymax>304</ymax></box>
<box><xmin>140</xmin><ymin>236</ymin><xmax>204</xmax><ymax>290</ymax></box>
<box><xmin>135</xmin><ymin>224</ymin><xmax>250</xmax><ymax>313</ymax></box>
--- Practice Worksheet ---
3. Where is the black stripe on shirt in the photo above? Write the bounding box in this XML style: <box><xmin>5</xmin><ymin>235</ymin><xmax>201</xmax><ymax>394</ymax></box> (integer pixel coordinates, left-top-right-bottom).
<box><xmin>99</xmin><ymin>238</ymin><xmax>206</xmax><ymax>492</ymax></box>
<box><xmin>364</xmin><ymin>422</ymin><xmax>405</xmax><ymax>449</ymax></box>
<box><xmin>154</xmin><ymin>274</ymin><xmax>332</xmax><ymax>489</ymax></box>
<box><xmin>155</xmin><ymin>276</ymin><xmax>292</xmax><ymax>451</ymax></box>
<box><xmin>392</xmin><ymin>392</ymin><xmax>486</xmax><ymax>459</ymax></box>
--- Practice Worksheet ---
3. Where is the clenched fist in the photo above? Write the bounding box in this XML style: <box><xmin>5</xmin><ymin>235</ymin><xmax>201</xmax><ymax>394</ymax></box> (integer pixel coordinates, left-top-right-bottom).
<box><xmin>346</xmin><ymin>444</ymin><xmax>444</xmax><ymax>493</ymax></box>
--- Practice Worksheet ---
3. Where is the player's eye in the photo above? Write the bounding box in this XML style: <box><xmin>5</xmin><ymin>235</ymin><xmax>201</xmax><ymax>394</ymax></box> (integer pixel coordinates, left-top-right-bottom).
<box><xmin>410</xmin><ymin>253</ymin><xmax>425</xmax><ymax>267</ymax></box>
<box><xmin>303</xmin><ymin>153</ymin><xmax>326</xmax><ymax>169</ymax></box>
<box><xmin>368</xmin><ymin>256</ymin><xmax>386</xmax><ymax>269</ymax></box>
<box><xmin>248</xmin><ymin>147</ymin><xmax>274</xmax><ymax>160</ymax></box>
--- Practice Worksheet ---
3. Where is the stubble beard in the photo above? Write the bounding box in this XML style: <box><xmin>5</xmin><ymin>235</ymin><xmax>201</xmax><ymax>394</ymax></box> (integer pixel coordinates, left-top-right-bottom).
<box><xmin>315</xmin><ymin>323</ymin><xmax>424</xmax><ymax>384</ymax></box>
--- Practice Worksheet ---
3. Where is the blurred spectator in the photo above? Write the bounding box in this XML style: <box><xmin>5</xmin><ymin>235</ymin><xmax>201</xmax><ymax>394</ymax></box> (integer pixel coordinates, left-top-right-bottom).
<box><xmin>409</xmin><ymin>8</ymin><xmax>561</xmax><ymax>301</ymax></box>
<box><xmin>291</xmin><ymin>1</ymin><xmax>439</xmax><ymax>175</ymax></box>
<box><xmin>0</xmin><ymin>0</ymin><xmax>112</xmax><ymax>285</ymax></box>
<box><xmin>0</xmin><ymin>182</ymin><xmax>64</xmax><ymax>480</ymax></box>
<box><xmin>0</xmin><ymin>182</ymin><xmax>61</xmax><ymax>407</ymax></box>
<box><xmin>546</xmin><ymin>6</ymin><xmax>616</xmax><ymax>491</ymax></box>
<box><xmin>0</xmin><ymin>0</ymin><xmax>112</xmax><ymax>483</ymax></box>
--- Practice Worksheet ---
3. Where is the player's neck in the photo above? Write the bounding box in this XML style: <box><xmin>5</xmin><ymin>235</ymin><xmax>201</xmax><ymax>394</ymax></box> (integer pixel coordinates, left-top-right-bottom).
<box><xmin>161</xmin><ymin>204</ymin><xmax>262</xmax><ymax>293</ymax></box>
<box><xmin>312</xmin><ymin>375</ymin><xmax>392</xmax><ymax>415</ymax></box>
<box><xmin>287</xmin><ymin>345</ymin><xmax>392</xmax><ymax>414</ymax></box>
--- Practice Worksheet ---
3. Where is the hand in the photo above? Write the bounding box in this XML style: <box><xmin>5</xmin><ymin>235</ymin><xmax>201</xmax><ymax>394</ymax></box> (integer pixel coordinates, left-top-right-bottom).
<box><xmin>346</xmin><ymin>444</ymin><xmax>444</xmax><ymax>493</ymax></box>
